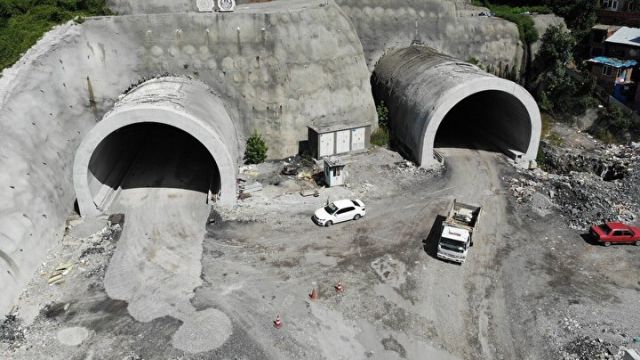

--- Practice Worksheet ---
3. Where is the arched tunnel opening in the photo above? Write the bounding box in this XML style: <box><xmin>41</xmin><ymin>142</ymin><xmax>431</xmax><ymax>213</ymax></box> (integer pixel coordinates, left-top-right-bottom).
<box><xmin>433</xmin><ymin>90</ymin><xmax>532</xmax><ymax>154</ymax></box>
<box><xmin>370</xmin><ymin>46</ymin><xmax>541</xmax><ymax>168</ymax></box>
<box><xmin>87</xmin><ymin>123</ymin><xmax>220</xmax><ymax>212</ymax></box>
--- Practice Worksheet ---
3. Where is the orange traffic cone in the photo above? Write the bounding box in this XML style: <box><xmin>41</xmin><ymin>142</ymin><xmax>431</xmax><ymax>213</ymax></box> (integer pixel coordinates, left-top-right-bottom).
<box><xmin>309</xmin><ymin>288</ymin><xmax>318</xmax><ymax>301</ymax></box>
<box><xmin>335</xmin><ymin>281</ymin><xmax>344</xmax><ymax>293</ymax></box>
<box><xmin>274</xmin><ymin>314</ymin><xmax>282</xmax><ymax>329</ymax></box>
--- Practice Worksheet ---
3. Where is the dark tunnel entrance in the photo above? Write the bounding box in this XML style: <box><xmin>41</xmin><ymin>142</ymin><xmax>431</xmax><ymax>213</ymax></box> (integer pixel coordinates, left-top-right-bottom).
<box><xmin>87</xmin><ymin>123</ymin><xmax>219</xmax><ymax>211</ymax></box>
<box><xmin>434</xmin><ymin>90</ymin><xmax>532</xmax><ymax>155</ymax></box>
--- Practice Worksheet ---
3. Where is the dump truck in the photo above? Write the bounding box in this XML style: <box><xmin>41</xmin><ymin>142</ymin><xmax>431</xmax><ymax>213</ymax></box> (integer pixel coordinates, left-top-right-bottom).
<box><xmin>436</xmin><ymin>199</ymin><xmax>482</xmax><ymax>264</ymax></box>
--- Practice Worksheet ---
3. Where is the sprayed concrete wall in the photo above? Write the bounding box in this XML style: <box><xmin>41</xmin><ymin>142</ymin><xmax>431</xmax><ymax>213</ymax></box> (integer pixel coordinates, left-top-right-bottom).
<box><xmin>373</xmin><ymin>46</ymin><xmax>541</xmax><ymax>168</ymax></box>
<box><xmin>105</xmin><ymin>0</ymin><xmax>524</xmax><ymax>75</ymax></box>
<box><xmin>0</xmin><ymin>0</ymin><xmax>375</xmax><ymax>315</ymax></box>
<box><xmin>334</xmin><ymin>0</ymin><xmax>524</xmax><ymax>73</ymax></box>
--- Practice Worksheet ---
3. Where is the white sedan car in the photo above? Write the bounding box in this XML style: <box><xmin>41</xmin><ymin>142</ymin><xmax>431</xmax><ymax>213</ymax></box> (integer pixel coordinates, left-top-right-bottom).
<box><xmin>313</xmin><ymin>199</ymin><xmax>366</xmax><ymax>226</ymax></box>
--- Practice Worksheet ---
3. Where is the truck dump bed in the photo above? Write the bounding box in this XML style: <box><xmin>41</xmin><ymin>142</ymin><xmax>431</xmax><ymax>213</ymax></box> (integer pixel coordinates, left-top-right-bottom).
<box><xmin>444</xmin><ymin>200</ymin><xmax>482</xmax><ymax>232</ymax></box>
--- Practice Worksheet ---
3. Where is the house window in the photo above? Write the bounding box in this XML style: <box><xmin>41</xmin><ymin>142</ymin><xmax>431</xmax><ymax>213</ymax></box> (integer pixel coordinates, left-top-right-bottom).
<box><xmin>612</xmin><ymin>0</ymin><xmax>618</xmax><ymax>10</ymax></box>
<box><xmin>603</xmin><ymin>65</ymin><xmax>613</xmax><ymax>76</ymax></box>
<box><xmin>603</xmin><ymin>0</ymin><xmax>609</xmax><ymax>7</ymax></box>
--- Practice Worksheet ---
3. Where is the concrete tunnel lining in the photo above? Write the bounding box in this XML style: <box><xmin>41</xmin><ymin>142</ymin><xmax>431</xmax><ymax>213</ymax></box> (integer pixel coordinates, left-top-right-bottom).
<box><xmin>372</xmin><ymin>46</ymin><xmax>541</xmax><ymax>168</ymax></box>
<box><xmin>423</xmin><ymin>77</ymin><xmax>540</xmax><ymax>163</ymax></box>
<box><xmin>74</xmin><ymin>78</ymin><xmax>239</xmax><ymax>217</ymax></box>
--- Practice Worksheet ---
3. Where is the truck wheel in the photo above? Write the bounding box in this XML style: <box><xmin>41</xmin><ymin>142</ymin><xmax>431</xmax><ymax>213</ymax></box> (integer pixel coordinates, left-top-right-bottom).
<box><xmin>635</xmin><ymin>241</ymin><xmax>640</xmax><ymax>246</ymax></box>
<box><xmin>325</xmin><ymin>221</ymin><xmax>332</xmax><ymax>227</ymax></box>
<box><xmin>604</xmin><ymin>241</ymin><xmax>611</xmax><ymax>247</ymax></box>
<box><xmin>353</xmin><ymin>214</ymin><xmax>361</xmax><ymax>221</ymax></box>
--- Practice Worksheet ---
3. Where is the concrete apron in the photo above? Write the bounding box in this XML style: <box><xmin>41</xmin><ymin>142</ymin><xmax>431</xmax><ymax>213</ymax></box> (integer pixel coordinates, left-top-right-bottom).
<box><xmin>104</xmin><ymin>186</ymin><xmax>232</xmax><ymax>353</ymax></box>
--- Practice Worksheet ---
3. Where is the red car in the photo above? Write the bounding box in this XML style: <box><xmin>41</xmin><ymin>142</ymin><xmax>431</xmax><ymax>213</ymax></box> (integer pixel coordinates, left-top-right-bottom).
<box><xmin>590</xmin><ymin>222</ymin><xmax>640</xmax><ymax>246</ymax></box>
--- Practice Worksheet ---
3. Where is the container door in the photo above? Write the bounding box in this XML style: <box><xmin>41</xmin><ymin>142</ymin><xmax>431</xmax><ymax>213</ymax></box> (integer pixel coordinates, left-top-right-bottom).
<box><xmin>319</xmin><ymin>132</ymin><xmax>335</xmax><ymax>157</ymax></box>
<box><xmin>351</xmin><ymin>127</ymin><xmax>365</xmax><ymax>151</ymax></box>
<box><xmin>336</xmin><ymin>130</ymin><xmax>350</xmax><ymax>154</ymax></box>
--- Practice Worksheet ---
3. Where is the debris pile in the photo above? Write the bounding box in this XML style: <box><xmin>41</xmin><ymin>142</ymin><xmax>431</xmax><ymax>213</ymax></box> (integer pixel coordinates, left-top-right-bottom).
<box><xmin>560</xmin><ymin>336</ymin><xmax>623</xmax><ymax>360</ymax></box>
<box><xmin>0</xmin><ymin>315</ymin><xmax>24</xmax><ymax>348</ymax></box>
<box><xmin>47</xmin><ymin>263</ymin><xmax>73</xmax><ymax>285</ymax></box>
<box><xmin>384</xmin><ymin>160</ymin><xmax>432</xmax><ymax>176</ymax></box>
<box><xmin>509</xmin><ymin>141</ymin><xmax>640</xmax><ymax>229</ymax></box>
<box><xmin>539</xmin><ymin>142</ymin><xmax>634</xmax><ymax>181</ymax></box>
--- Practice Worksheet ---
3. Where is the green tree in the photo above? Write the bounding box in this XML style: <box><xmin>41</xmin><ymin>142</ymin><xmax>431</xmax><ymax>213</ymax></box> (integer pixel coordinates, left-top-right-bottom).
<box><xmin>244</xmin><ymin>129</ymin><xmax>268</xmax><ymax>164</ymax></box>
<box><xmin>544</xmin><ymin>0</ymin><xmax>597</xmax><ymax>60</ymax></box>
<box><xmin>536</xmin><ymin>24</ymin><xmax>575</xmax><ymax>69</ymax></box>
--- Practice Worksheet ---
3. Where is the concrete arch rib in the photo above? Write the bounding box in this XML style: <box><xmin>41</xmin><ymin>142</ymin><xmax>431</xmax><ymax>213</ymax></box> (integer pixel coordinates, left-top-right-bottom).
<box><xmin>372</xmin><ymin>46</ymin><xmax>541</xmax><ymax>168</ymax></box>
<box><xmin>73</xmin><ymin>77</ymin><xmax>238</xmax><ymax>217</ymax></box>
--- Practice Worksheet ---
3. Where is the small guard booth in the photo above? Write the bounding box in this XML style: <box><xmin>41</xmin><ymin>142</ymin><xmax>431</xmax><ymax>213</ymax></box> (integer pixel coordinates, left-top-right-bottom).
<box><xmin>324</xmin><ymin>158</ymin><xmax>346</xmax><ymax>187</ymax></box>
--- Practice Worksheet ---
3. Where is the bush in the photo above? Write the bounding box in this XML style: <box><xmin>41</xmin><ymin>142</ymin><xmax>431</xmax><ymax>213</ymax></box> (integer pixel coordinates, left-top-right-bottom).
<box><xmin>589</xmin><ymin>106</ymin><xmax>634</xmax><ymax>144</ymax></box>
<box><xmin>376</xmin><ymin>101</ymin><xmax>389</xmax><ymax>129</ymax></box>
<box><xmin>370</xmin><ymin>127</ymin><xmax>389</xmax><ymax>147</ymax></box>
<box><xmin>244</xmin><ymin>130</ymin><xmax>268</xmax><ymax>164</ymax></box>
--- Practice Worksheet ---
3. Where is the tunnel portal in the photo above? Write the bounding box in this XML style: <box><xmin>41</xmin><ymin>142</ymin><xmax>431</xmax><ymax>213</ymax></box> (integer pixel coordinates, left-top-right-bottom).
<box><xmin>74</xmin><ymin>77</ymin><xmax>239</xmax><ymax>217</ymax></box>
<box><xmin>372</xmin><ymin>45</ymin><xmax>540</xmax><ymax>168</ymax></box>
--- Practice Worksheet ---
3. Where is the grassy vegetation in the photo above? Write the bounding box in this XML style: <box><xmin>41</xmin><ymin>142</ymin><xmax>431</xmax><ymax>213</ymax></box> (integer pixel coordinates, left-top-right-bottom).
<box><xmin>0</xmin><ymin>0</ymin><xmax>111</xmax><ymax>70</ymax></box>
<box><xmin>371</xmin><ymin>101</ymin><xmax>390</xmax><ymax>147</ymax></box>
<box><xmin>370</xmin><ymin>127</ymin><xmax>389</xmax><ymax>147</ymax></box>
<box><xmin>472</xmin><ymin>0</ymin><xmax>550</xmax><ymax>43</ymax></box>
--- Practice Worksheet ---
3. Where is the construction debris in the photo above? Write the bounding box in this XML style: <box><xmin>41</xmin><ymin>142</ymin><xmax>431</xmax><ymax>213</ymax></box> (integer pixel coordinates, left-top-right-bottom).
<box><xmin>0</xmin><ymin>315</ymin><xmax>24</xmax><ymax>346</ymax></box>
<box><xmin>281</xmin><ymin>164</ymin><xmax>299</xmax><ymax>176</ymax></box>
<box><xmin>48</xmin><ymin>263</ymin><xmax>73</xmax><ymax>285</ymax></box>
<box><xmin>509</xmin><ymin>140</ymin><xmax>640</xmax><ymax>229</ymax></box>
<box><xmin>239</xmin><ymin>182</ymin><xmax>263</xmax><ymax>194</ymax></box>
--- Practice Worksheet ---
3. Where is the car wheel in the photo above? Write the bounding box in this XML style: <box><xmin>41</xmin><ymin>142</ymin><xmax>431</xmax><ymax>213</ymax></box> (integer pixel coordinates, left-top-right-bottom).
<box><xmin>353</xmin><ymin>214</ymin><xmax>361</xmax><ymax>221</ymax></box>
<box><xmin>325</xmin><ymin>221</ymin><xmax>333</xmax><ymax>227</ymax></box>
<box><xmin>604</xmin><ymin>241</ymin><xmax>611</xmax><ymax>247</ymax></box>
<box><xmin>635</xmin><ymin>240</ymin><xmax>640</xmax><ymax>246</ymax></box>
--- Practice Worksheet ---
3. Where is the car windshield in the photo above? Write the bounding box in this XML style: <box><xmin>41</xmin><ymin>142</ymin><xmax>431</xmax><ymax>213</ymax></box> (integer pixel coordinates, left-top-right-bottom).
<box><xmin>324</xmin><ymin>203</ymin><xmax>338</xmax><ymax>214</ymax></box>
<box><xmin>440</xmin><ymin>237</ymin><xmax>466</xmax><ymax>252</ymax></box>
<box><xmin>351</xmin><ymin>200</ymin><xmax>360</xmax><ymax>207</ymax></box>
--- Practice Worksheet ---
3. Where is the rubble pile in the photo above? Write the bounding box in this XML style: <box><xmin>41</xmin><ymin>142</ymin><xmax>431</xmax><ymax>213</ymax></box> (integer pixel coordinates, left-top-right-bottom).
<box><xmin>0</xmin><ymin>315</ymin><xmax>24</xmax><ymax>348</ymax></box>
<box><xmin>509</xmin><ymin>142</ymin><xmax>640</xmax><ymax>230</ymax></box>
<box><xmin>560</xmin><ymin>336</ymin><xmax>623</xmax><ymax>360</ymax></box>
<box><xmin>538</xmin><ymin>142</ymin><xmax>633</xmax><ymax>181</ymax></box>
<box><xmin>384</xmin><ymin>160</ymin><xmax>433</xmax><ymax>176</ymax></box>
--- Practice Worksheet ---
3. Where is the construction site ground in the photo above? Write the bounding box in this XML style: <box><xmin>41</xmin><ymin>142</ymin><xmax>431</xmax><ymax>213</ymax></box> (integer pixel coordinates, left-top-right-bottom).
<box><xmin>2</xmin><ymin>137</ymin><xmax>640</xmax><ymax>359</ymax></box>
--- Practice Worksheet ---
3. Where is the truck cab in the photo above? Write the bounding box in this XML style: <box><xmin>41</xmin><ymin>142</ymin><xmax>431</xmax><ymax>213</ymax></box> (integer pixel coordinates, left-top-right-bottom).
<box><xmin>437</xmin><ymin>225</ymin><xmax>471</xmax><ymax>263</ymax></box>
